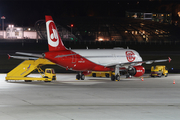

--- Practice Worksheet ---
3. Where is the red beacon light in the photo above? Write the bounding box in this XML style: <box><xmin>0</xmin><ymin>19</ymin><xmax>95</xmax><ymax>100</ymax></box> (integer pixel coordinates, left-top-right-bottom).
<box><xmin>71</xmin><ymin>24</ymin><xmax>74</xmax><ymax>27</ymax></box>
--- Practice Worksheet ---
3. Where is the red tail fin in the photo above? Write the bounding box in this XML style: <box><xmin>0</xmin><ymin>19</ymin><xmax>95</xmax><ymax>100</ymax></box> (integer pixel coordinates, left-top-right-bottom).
<box><xmin>45</xmin><ymin>15</ymin><xmax>66</xmax><ymax>51</ymax></box>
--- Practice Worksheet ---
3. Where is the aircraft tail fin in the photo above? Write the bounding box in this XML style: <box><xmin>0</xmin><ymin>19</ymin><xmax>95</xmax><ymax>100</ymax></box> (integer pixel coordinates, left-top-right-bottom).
<box><xmin>45</xmin><ymin>15</ymin><xmax>67</xmax><ymax>51</ymax></box>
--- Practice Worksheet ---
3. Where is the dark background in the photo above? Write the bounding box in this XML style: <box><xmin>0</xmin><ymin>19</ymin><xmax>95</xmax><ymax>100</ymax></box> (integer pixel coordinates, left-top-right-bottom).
<box><xmin>0</xmin><ymin>0</ymin><xmax>179</xmax><ymax>74</ymax></box>
<box><xmin>0</xmin><ymin>0</ymin><xmax>180</xmax><ymax>27</ymax></box>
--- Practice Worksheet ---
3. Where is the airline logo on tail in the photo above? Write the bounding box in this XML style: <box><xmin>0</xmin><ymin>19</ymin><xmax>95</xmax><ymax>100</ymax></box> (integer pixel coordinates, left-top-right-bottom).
<box><xmin>45</xmin><ymin>15</ymin><xmax>66</xmax><ymax>51</ymax></box>
<box><xmin>46</xmin><ymin>20</ymin><xmax>59</xmax><ymax>47</ymax></box>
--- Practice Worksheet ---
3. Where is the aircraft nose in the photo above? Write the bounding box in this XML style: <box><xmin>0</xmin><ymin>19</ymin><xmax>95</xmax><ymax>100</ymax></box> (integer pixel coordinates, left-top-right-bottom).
<box><xmin>139</xmin><ymin>56</ymin><xmax>143</xmax><ymax>61</ymax></box>
<box><xmin>137</xmin><ymin>55</ymin><xmax>142</xmax><ymax>61</ymax></box>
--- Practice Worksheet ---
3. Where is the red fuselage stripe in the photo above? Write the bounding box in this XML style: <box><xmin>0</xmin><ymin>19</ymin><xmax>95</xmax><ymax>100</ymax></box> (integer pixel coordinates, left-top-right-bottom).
<box><xmin>45</xmin><ymin>50</ymin><xmax>112</xmax><ymax>71</ymax></box>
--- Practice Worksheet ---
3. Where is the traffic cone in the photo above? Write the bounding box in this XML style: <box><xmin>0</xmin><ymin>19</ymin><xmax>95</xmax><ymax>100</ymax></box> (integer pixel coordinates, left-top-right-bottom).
<box><xmin>173</xmin><ymin>80</ymin><xmax>175</xmax><ymax>84</ymax></box>
<box><xmin>141</xmin><ymin>77</ymin><xmax>144</xmax><ymax>81</ymax></box>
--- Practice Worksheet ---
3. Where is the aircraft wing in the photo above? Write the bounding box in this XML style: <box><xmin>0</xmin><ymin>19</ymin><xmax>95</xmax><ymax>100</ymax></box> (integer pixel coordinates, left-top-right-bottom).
<box><xmin>141</xmin><ymin>57</ymin><xmax>171</xmax><ymax>64</ymax></box>
<box><xmin>104</xmin><ymin>57</ymin><xmax>171</xmax><ymax>68</ymax></box>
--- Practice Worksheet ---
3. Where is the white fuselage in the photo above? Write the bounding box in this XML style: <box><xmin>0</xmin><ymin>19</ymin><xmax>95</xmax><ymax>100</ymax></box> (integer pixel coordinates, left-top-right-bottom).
<box><xmin>72</xmin><ymin>48</ymin><xmax>142</xmax><ymax>67</ymax></box>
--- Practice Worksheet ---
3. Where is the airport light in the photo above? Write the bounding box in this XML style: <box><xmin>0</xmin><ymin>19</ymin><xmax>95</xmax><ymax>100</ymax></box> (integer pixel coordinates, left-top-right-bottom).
<box><xmin>99</xmin><ymin>38</ymin><xmax>103</xmax><ymax>41</ymax></box>
<box><xmin>1</xmin><ymin>16</ymin><xmax>5</xmax><ymax>30</ymax></box>
<box><xmin>178</xmin><ymin>12</ymin><xmax>180</xmax><ymax>17</ymax></box>
<box><xmin>142</xmin><ymin>30</ymin><xmax>145</xmax><ymax>34</ymax></box>
<box><xmin>135</xmin><ymin>31</ymin><xmax>137</xmax><ymax>35</ymax></box>
<box><xmin>98</xmin><ymin>37</ymin><xmax>104</xmax><ymax>41</ymax></box>
<box><xmin>8</xmin><ymin>24</ymin><xmax>14</xmax><ymax>39</ymax></box>
<box><xmin>8</xmin><ymin>24</ymin><xmax>14</xmax><ymax>28</ymax></box>
<box><xmin>67</xmin><ymin>24</ymin><xmax>74</xmax><ymax>35</ymax></box>
<box><xmin>1</xmin><ymin>16</ymin><xmax>5</xmax><ymax>39</ymax></box>
<box><xmin>70</xmin><ymin>24</ymin><xmax>73</xmax><ymax>35</ymax></box>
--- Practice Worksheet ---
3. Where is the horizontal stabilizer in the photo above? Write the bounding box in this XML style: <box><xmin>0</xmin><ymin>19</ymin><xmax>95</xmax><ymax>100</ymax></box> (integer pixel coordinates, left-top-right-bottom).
<box><xmin>16</xmin><ymin>52</ymin><xmax>43</xmax><ymax>58</ymax></box>
<box><xmin>8</xmin><ymin>54</ymin><xmax>38</xmax><ymax>60</ymax></box>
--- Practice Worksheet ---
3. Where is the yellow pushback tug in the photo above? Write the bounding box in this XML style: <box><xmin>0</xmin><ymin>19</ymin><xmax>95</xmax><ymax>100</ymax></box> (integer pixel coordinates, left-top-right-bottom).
<box><xmin>6</xmin><ymin>58</ymin><xmax>56</xmax><ymax>82</ymax></box>
<box><xmin>150</xmin><ymin>65</ymin><xmax>168</xmax><ymax>77</ymax></box>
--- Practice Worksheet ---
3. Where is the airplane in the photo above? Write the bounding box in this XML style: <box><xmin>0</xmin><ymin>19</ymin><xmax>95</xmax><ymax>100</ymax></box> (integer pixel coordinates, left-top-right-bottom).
<box><xmin>9</xmin><ymin>15</ymin><xmax>171</xmax><ymax>81</ymax></box>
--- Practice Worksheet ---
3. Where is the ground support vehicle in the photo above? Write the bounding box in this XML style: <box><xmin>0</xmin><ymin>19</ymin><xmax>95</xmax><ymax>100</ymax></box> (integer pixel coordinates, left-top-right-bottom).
<box><xmin>6</xmin><ymin>58</ymin><xmax>56</xmax><ymax>82</ymax></box>
<box><xmin>150</xmin><ymin>65</ymin><xmax>168</xmax><ymax>77</ymax></box>
<box><xmin>86</xmin><ymin>71</ymin><xmax>113</xmax><ymax>78</ymax></box>
<box><xmin>86</xmin><ymin>71</ymin><xmax>129</xmax><ymax>81</ymax></box>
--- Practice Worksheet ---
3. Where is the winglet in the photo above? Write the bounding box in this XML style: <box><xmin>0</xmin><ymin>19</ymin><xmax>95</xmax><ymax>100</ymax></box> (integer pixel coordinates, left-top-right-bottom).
<box><xmin>168</xmin><ymin>57</ymin><xmax>171</xmax><ymax>63</ymax></box>
<box><xmin>8</xmin><ymin>54</ymin><xmax>11</xmax><ymax>59</ymax></box>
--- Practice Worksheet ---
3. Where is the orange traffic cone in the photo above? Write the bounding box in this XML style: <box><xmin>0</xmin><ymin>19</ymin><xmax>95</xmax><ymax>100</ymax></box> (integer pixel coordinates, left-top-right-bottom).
<box><xmin>173</xmin><ymin>80</ymin><xmax>175</xmax><ymax>84</ymax></box>
<box><xmin>141</xmin><ymin>77</ymin><xmax>144</xmax><ymax>81</ymax></box>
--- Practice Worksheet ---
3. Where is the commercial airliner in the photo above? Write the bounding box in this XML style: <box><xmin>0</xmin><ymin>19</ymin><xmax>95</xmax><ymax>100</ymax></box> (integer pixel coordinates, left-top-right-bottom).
<box><xmin>9</xmin><ymin>15</ymin><xmax>171</xmax><ymax>81</ymax></box>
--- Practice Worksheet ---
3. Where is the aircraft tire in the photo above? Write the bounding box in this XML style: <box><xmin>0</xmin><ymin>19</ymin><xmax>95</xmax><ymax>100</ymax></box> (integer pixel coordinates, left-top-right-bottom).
<box><xmin>165</xmin><ymin>73</ymin><xmax>168</xmax><ymax>77</ymax></box>
<box><xmin>25</xmin><ymin>80</ymin><xmax>32</xmax><ymax>82</ymax></box>
<box><xmin>81</xmin><ymin>74</ymin><xmax>85</xmax><ymax>80</ymax></box>
<box><xmin>116</xmin><ymin>75</ymin><xmax>120</xmax><ymax>81</ymax></box>
<box><xmin>44</xmin><ymin>81</ymin><xmax>51</xmax><ymax>82</ymax></box>
<box><xmin>92</xmin><ymin>73</ymin><xmax>96</xmax><ymax>77</ymax></box>
<box><xmin>105</xmin><ymin>73</ymin><xmax>109</xmax><ymax>78</ymax></box>
<box><xmin>76</xmin><ymin>74</ymin><xmax>80</xmax><ymax>80</ymax></box>
<box><xmin>111</xmin><ymin>75</ymin><xmax>115</xmax><ymax>81</ymax></box>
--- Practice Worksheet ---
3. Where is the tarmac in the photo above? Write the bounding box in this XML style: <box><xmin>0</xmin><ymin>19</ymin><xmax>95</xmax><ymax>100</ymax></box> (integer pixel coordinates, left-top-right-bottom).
<box><xmin>0</xmin><ymin>73</ymin><xmax>180</xmax><ymax>120</ymax></box>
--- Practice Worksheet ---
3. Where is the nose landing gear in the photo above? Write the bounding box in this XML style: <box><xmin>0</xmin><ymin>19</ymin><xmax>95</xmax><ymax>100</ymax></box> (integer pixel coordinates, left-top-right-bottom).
<box><xmin>111</xmin><ymin>74</ymin><xmax>120</xmax><ymax>81</ymax></box>
<box><xmin>111</xmin><ymin>65</ymin><xmax>120</xmax><ymax>81</ymax></box>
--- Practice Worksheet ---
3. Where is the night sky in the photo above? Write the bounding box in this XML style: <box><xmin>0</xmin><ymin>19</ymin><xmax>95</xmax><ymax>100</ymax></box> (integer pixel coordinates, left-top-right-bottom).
<box><xmin>0</xmin><ymin>0</ymin><xmax>179</xmax><ymax>27</ymax></box>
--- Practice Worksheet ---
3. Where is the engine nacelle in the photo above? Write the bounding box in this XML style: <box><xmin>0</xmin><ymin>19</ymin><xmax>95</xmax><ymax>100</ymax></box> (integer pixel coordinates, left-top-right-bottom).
<box><xmin>128</xmin><ymin>66</ymin><xmax>145</xmax><ymax>77</ymax></box>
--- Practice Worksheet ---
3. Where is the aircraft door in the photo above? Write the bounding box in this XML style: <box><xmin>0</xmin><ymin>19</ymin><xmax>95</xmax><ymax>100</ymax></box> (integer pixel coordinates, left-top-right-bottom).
<box><xmin>71</xmin><ymin>52</ymin><xmax>76</xmax><ymax>63</ymax></box>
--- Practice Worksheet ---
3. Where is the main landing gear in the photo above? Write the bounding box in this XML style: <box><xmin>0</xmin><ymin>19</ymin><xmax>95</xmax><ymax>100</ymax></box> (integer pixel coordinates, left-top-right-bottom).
<box><xmin>76</xmin><ymin>73</ymin><xmax>85</xmax><ymax>80</ymax></box>
<box><xmin>111</xmin><ymin>65</ymin><xmax>120</xmax><ymax>81</ymax></box>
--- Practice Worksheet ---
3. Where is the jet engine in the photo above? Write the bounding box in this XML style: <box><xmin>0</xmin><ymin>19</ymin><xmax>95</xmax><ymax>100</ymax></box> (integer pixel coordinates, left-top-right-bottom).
<box><xmin>128</xmin><ymin>66</ymin><xmax>145</xmax><ymax>77</ymax></box>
